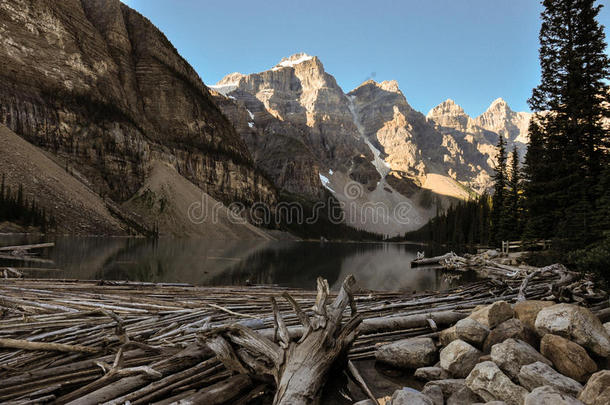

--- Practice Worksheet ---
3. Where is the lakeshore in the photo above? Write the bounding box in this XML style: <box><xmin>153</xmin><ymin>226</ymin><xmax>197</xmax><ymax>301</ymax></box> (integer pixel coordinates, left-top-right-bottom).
<box><xmin>0</xmin><ymin>248</ymin><xmax>608</xmax><ymax>404</ymax></box>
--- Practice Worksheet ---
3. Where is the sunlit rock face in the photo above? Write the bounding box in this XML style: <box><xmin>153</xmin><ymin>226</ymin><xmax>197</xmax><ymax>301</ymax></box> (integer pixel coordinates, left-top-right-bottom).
<box><xmin>211</xmin><ymin>53</ymin><xmax>536</xmax><ymax>235</ymax></box>
<box><xmin>211</xmin><ymin>53</ymin><xmax>380</xmax><ymax>199</ymax></box>
<box><xmin>427</xmin><ymin>97</ymin><xmax>534</xmax><ymax>179</ymax></box>
<box><xmin>475</xmin><ymin>98</ymin><xmax>533</xmax><ymax>147</ymax></box>
<box><xmin>0</xmin><ymin>0</ymin><xmax>277</xmax><ymax>207</ymax></box>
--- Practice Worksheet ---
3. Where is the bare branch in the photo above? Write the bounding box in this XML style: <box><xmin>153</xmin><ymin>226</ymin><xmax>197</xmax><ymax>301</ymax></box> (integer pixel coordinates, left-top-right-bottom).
<box><xmin>312</xmin><ymin>277</ymin><xmax>330</xmax><ymax>329</ymax></box>
<box><xmin>281</xmin><ymin>291</ymin><xmax>311</xmax><ymax>329</ymax></box>
<box><xmin>271</xmin><ymin>297</ymin><xmax>290</xmax><ymax>349</ymax></box>
<box><xmin>205</xmin><ymin>335</ymin><xmax>249</xmax><ymax>375</ymax></box>
<box><xmin>346</xmin><ymin>360</ymin><xmax>378</xmax><ymax>405</ymax></box>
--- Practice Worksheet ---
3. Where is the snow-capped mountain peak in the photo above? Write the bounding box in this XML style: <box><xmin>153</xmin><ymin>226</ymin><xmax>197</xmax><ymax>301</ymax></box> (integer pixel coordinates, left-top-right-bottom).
<box><xmin>273</xmin><ymin>53</ymin><xmax>315</xmax><ymax>70</ymax></box>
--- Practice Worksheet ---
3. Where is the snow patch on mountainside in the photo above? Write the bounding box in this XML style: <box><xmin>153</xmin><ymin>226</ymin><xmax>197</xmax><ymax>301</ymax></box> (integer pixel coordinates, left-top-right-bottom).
<box><xmin>316</xmin><ymin>170</ymin><xmax>433</xmax><ymax>237</ymax></box>
<box><xmin>209</xmin><ymin>83</ymin><xmax>238</xmax><ymax>96</ymax></box>
<box><xmin>347</xmin><ymin>95</ymin><xmax>391</xmax><ymax>178</ymax></box>
<box><xmin>273</xmin><ymin>53</ymin><xmax>314</xmax><ymax>70</ymax></box>
<box><xmin>319</xmin><ymin>172</ymin><xmax>335</xmax><ymax>193</ymax></box>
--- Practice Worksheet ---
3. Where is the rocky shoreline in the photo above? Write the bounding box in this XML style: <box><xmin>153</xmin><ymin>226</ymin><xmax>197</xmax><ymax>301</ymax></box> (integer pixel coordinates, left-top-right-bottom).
<box><xmin>366</xmin><ymin>300</ymin><xmax>610</xmax><ymax>405</ymax></box>
<box><xmin>0</xmin><ymin>248</ymin><xmax>608</xmax><ymax>404</ymax></box>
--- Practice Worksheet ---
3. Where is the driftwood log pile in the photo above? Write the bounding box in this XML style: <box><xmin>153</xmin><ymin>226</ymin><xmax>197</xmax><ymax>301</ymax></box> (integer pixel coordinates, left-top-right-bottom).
<box><xmin>0</xmin><ymin>250</ymin><xmax>607</xmax><ymax>404</ymax></box>
<box><xmin>0</xmin><ymin>243</ymin><xmax>55</xmax><ymax>278</ymax></box>
<box><xmin>412</xmin><ymin>250</ymin><xmax>608</xmax><ymax>305</ymax></box>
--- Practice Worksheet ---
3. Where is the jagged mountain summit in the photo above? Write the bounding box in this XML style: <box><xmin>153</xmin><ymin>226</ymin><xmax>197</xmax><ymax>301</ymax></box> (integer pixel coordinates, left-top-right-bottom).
<box><xmin>210</xmin><ymin>54</ymin><xmax>441</xmax><ymax>235</ymax></box>
<box><xmin>427</xmin><ymin>97</ymin><xmax>533</xmax><ymax>163</ymax></box>
<box><xmin>210</xmin><ymin>53</ymin><xmax>534</xmax><ymax>235</ymax></box>
<box><xmin>475</xmin><ymin>98</ymin><xmax>532</xmax><ymax>146</ymax></box>
<box><xmin>0</xmin><ymin>0</ymin><xmax>532</xmax><ymax>242</ymax></box>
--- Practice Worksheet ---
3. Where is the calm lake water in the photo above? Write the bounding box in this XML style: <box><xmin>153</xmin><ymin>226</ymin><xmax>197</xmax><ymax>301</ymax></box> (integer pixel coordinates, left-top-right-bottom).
<box><xmin>0</xmin><ymin>235</ymin><xmax>476</xmax><ymax>292</ymax></box>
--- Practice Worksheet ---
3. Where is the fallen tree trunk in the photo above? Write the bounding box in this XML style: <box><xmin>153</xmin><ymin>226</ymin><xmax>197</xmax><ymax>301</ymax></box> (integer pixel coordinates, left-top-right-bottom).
<box><xmin>164</xmin><ymin>374</ymin><xmax>252</xmax><ymax>405</ymax></box>
<box><xmin>0</xmin><ymin>338</ymin><xmax>98</xmax><ymax>354</ymax></box>
<box><xmin>199</xmin><ymin>275</ymin><xmax>362</xmax><ymax>405</ymax></box>
<box><xmin>0</xmin><ymin>242</ymin><xmax>55</xmax><ymax>252</ymax></box>
<box><xmin>256</xmin><ymin>309</ymin><xmax>468</xmax><ymax>341</ymax></box>
<box><xmin>411</xmin><ymin>252</ymin><xmax>457</xmax><ymax>267</ymax></box>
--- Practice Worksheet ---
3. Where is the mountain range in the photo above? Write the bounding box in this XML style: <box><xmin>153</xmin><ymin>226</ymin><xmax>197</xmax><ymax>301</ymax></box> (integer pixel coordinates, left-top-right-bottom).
<box><xmin>0</xmin><ymin>1</ymin><xmax>533</xmax><ymax>237</ymax></box>
<box><xmin>210</xmin><ymin>53</ymin><xmax>532</xmax><ymax>235</ymax></box>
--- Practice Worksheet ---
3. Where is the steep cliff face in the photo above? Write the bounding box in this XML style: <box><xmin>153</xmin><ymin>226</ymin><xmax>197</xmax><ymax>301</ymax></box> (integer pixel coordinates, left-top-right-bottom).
<box><xmin>211</xmin><ymin>89</ymin><xmax>325</xmax><ymax>198</ymax></box>
<box><xmin>0</xmin><ymin>124</ymin><xmax>126</xmax><ymax>235</ymax></box>
<box><xmin>347</xmin><ymin>81</ymin><xmax>441</xmax><ymax>182</ymax></box>
<box><xmin>347</xmin><ymin>81</ymin><xmax>492</xmax><ymax>197</ymax></box>
<box><xmin>0</xmin><ymin>0</ymin><xmax>276</xmax><ymax>212</ymax></box>
<box><xmin>211</xmin><ymin>53</ymin><xmax>536</xmax><ymax>236</ymax></box>
<box><xmin>211</xmin><ymin>53</ymin><xmax>380</xmax><ymax>198</ymax></box>
<box><xmin>426</xmin><ymin>99</ymin><xmax>471</xmax><ymax>132</ymax></box>
<box><xmin>213</xmin><ymin>56</ymin><xmax>468</xmax><ymax>235</ymax></box>
<box><xmin>427</xmin><ymin>98</ymin><xmax>533</xmax><ymax>171</ymax></box>
<box><xmin>474</xmin><ymin>98</ymin><xmax>532</xmax><ymax>147</ymax></box>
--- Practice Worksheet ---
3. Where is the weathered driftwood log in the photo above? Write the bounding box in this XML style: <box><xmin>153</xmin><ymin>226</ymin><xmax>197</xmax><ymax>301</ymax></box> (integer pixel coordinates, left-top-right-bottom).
<box><xmin>0</xmin><ymin>242</ymin><xmax>55</xmax><ymax>252</ymax></box>
<box><xmin>411</xmin><ymin>252</ymin><xmax>458</xmax><ymax>267</ymax></box>
<box><xmin>0</xmin><ymin>337</ymin><xmax>99</xmax><ymax>354</ymax></box>
<box><xmin>199</xmin><ymin>275</ymin><xmax>362</xmax><ymax>405</ymax></box>
<box><xmin>517</xmin><ymin>263</ymin><xmax>579</xmax><ymax>301</ymax></box>
<box><xmin>177</xmin><ymin>374</ymin><xmax>253</xmax><ymax>404</ymax></box>
<box><xmin>256</xmin><ymin>310</ymin><xmax>468</xmax><ymax>341</ymax></box>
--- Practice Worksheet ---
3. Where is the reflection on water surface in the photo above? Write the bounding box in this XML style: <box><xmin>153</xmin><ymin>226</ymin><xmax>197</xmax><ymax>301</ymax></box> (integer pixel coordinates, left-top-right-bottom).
<box><xmin>0</xmin><ymin>235</ymin><xmax>476</xmax><ymax>291</ymax></box>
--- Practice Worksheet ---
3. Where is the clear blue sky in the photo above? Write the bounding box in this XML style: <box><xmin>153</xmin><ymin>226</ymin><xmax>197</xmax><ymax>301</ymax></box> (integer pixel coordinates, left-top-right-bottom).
<box><xmin>122</xmin><ymin>0</ymin><xmax>610</xmax><ymax>117</ymax></box>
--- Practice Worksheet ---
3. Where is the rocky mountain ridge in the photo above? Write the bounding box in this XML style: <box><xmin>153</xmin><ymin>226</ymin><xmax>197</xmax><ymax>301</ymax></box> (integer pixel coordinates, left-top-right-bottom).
<box><xmin>427</xmin><ymin>97</ymin><xmax>532</xmax><ymax>169</ymax></box>
<box><xmin>0</xmin><ymin>0</ymin><xmax>277</xmax><ymax>236</ymax></box>
<box><xmin>0</xmin><ymin>0</ymin><xmax>534</xmax><ymax>237</ymax></box>
<box><xmin>211</xmin><ymin>53</ymin><xmax>534</xmax><ymax>235</ymax></box>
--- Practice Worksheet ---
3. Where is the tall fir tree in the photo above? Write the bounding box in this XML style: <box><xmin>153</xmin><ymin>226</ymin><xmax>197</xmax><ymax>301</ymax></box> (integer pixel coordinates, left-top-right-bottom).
<box><xmin>524</xmin><ymin>117</ymin><xmax>556</xmax><ymax>239</ymax></box>
<box><xmin>503</xmin><ymin>146</ymin><xmax>522</xmax><ymax>240</ymax></box>
<box><xmin>593</xmin><ymin>165</ymin><xmax>610</xmax><ymax>238</ymax></box>
<box><xmin>526</xmin><ymin>0</ymin><xmax>610</xmax><ymax>246</ymax></box>
<box><xmin>491</xmin><ymin>135</ymin><xmax>507</xmax><ymax>245</ymax></box>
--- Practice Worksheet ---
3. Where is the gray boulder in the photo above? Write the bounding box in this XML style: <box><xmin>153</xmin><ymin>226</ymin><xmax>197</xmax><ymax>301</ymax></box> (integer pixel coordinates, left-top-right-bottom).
<box><xmin>376</xmin><ymin>337</ymin><xmax>437</xmax><ymax>369</ymax></box>
<box><xmin>578</xmin><ymin>370</ymin><xmax>610</xmax><ymax>405</ymax></box>
<box><xmin>390</xmin><ymin>387</ymin><xmax>434</xmax><ymax>405</ymax></box>
<box><xmin>414</xmin><ymin>366</ymin><xmax>451</xmax><ymax>381</ymax></box>
<box><xmin>490</xmin><ymin>338</ymin><xmax>552</xmax><ymax>379</ymax></box>
<box><xmin>540</xmin><ymin>334</ymin><xmax>597</xmax><ymax>383</ymax></box>
<box><xmin>423</xmin><ymin>379</ymin><xmax>467</xmax><ymax>398</ymax></box>
<box><xmin>514</xmin><ymin>300</ymin><xmax>555</xmax><ymax>331</ymax></box>
<box><xmin>470</xmin><ymin>301</ymin><xmax>514</xmax><ymax>328</ymax></box>
<box><xmin>483</xmin><ymin>318</ymin><xmax>536</xmax><ymax>353</ymax></box>
<box><xmin>524</xmin><ymin>386</ymin><xmax>584</xmax><ymax>405</ymax></box>
<box><xmin>446</xmin><ymin>386</ymin><xmax>483</xmax><ymax>405</ymax></box>
<box><xmin>440</xmin><ymin>339</ymin><xmax>482</xmax><ymax>378</ymax></box>
<box><xmin>465</xmin><ymin>361</ymin><xmax>528</xmax><ymax>405</ymax></box>
<box><xmin>440</xmin><ymin>325</ymin><xmax>458</xmax><ymax>346</ymax></box>
<box><xmin>456</xmin><ymin>317</ymin><xmax>490</xmax><ymax>347</ymax></box>
<box><xmin>518</xmin><ymin>361</ymin><xmax>583</xmax><ymax>397</ymax></box>
<box><xmin>535</xmin><ymin>303</ymin><xmax>610</xmax><ymax>357</ymax></box>
<box><xmin>421</xmin><ymin>384</ymin><xmax>444</xmax><ymax>405</ymax></box>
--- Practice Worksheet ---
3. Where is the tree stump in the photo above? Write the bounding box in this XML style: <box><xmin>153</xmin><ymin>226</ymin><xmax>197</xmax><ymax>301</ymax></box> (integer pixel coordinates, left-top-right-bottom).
<box><xmin>199</xmin><ymin>275</ymin><xmax>362</xmax><ymax>405</ymax></box>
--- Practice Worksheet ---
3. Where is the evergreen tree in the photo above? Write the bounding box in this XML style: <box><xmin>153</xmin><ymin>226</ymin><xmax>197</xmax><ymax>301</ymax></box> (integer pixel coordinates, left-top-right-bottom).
<box><xmin>526</xmin><ymin>0</ymin><xmax>610</xmax><ymax>246</ymax></box>
<box><xmin>491</xmin><ymin>135</ymin><xmax>508</xmax><ymax>245</ymax></box>
<box><xmin>593</xmin><ymin>165</ymin><xmax>610</xmax><ymax>236</ymax></box>
<box><xmin>523</xmin><ymin>117</ymin><xmax>556</xmax><ymax>239</ymax></box>
<box><xmin>503</xmin><ymin>146</ymin><xmax>522</xmax><ymax>240</ymax></box>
